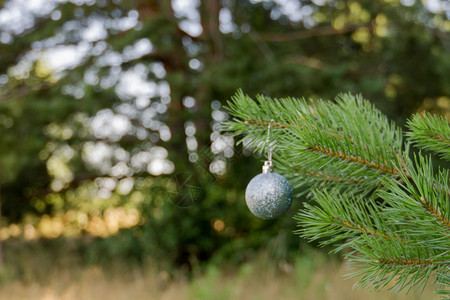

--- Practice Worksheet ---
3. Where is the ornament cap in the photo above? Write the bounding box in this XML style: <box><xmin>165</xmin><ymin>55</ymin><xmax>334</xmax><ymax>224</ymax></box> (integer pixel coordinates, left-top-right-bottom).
<box><xmin>262</xmin><ymin>160</ymin><xmax>273</xmax><ymax>173</ymax></box>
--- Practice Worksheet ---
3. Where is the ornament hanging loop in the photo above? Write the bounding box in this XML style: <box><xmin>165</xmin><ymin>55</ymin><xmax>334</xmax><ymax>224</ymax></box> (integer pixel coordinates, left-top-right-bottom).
<box><xmin>262</xmin><ymin>119</ymin><xmax>275</xmax><ymax>173</ymax></box>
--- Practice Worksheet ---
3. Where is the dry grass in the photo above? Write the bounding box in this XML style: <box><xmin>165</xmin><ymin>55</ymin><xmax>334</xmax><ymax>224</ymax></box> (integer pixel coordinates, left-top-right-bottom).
<box><xmin>0</xmin><ymin>253</ymin><xmax>439</xmax><ymax>300</ymax></box>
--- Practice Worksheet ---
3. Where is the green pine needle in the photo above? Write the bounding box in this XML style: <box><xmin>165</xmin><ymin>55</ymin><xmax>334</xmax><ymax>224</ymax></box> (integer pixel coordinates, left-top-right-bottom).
<box><xmin>222</xmin><ymin>90</ymin><xmax>450</xmax><ymax>296</ymax></box>
<box><xmin>223</xmin><ymin>90</ymin><xmax>408</xmax><ymax>195</ymax></box>
<box><xmin>407</xmin><ymin>113</ymin><xmax>450</xmax><ymax>161</ymax></box>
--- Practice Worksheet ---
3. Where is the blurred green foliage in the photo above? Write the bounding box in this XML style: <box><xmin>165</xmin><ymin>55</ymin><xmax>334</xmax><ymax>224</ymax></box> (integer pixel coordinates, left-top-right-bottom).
<box><xmin>0</xmin><ymin>0</ymin><xmax>449</xmax><ymax>270</ymax></box>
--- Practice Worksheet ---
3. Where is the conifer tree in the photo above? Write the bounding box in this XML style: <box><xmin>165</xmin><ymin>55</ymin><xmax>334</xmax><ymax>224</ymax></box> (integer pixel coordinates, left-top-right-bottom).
<box><xmin>223</xmin><ymin>90</ymin><xmax>449</xmax><ymax>296</ymax></box>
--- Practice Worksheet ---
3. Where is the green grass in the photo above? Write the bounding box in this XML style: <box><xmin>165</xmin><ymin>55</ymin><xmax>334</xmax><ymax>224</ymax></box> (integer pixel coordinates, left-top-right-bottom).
<box><xmin>0</xmin><ymin>240</ymin><xmax>440</xmax><ymax>300</ymax></box>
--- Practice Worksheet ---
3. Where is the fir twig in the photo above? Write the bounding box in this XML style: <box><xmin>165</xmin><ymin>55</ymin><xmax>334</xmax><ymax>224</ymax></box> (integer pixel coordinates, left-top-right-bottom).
<box><xmin>288</xmin><ymin>164</ymin><xmax>362</xmax><ymax>183</ymax></box>
<box><xmin>223</xmin><ymin>90</ymin><xmax>407</xmax><ymax>195</ymax></box>
<box><xmin>419</xmin><ymin>196</ymin><xmax>450</xmax><ymax>228</ymax></box>
<box><xmin>222</xmin><ymin>90</ymin><xmax>449</xmax><ymax>295</ymax></box>
<box><xmin>377</xmin><ymin>257</ymin><xmax>447</xmax><ymax>266</ymax></box>
<box><xmin>407</xmin><ymin>113</ymin><xmax>450</xmax><ymax>161</ymax></box>
<box><xmin>307</xmin><ymin>144</ymin><xmax>399</xmax><ymax>176</ymax></box>
<box><xmin>333</xmin><ymin>216</ymin><xmax>396</xmax><ymax>241</ymax></box>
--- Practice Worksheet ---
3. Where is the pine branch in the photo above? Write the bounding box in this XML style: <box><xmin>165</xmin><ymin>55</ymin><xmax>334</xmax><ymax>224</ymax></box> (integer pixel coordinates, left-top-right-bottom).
<box><xmin>296</xmin><ymin>190</ymin><xmax>403</xmax><ymax>248</ymax></box>
<box><xmin>244</xmin><ymin>119</ymin><xmax>289</xmax><ymax>129</ymax></box>
<box><xmin>420</xmin><ymin>196</ymin><xmax>450</xmax><ymax>228</ymax></box>
<box><xmin>287</xmin><ymin>164</ymin><xmax>363</xmax><ymax>183</ymax></box>
<box><xmin>347</xmin><ymin>237</ymin><xmax>448</xmax><ymax>294</ymax></box>
<box><xmin>222</xmin><ymin>91</ymin><xmax>449</xmax><ymax>295</ymax></box>
<box><xmin>376</xmin><ymin>257</ymin><xmax>447</xmax><ymax>266</ymax></box>
<box><xmin>407</xmin><ymin>113</ymin><xmax>450</xmax><ymax>161</ymax></box>
<box><xmin>307</xmin><ymin>144</ymin><xmax>399</xmax><ymax>176</ymax></box>
<box><xmin>297</xmin><ymin>184</ymin><xmax>447</xmax><ymax>294</ymax></box>
<box><xmin>334</xmin><ymin>217</ymin><xmax>395</xmax><ymax>241</ymax></box>
<box><xmin>379</xmin><ymin>154</ymin><xmax>449</xmax><ymax>235</ymax></box>
<box><xmin>223</xmin><ymin>90</ymin><xmax>407</xmax><ymax>196</ymax></box>
<box><xmin>346</xmin><ymin>154</ymin><xmax>450</xmax><ymax>293</ymax></box>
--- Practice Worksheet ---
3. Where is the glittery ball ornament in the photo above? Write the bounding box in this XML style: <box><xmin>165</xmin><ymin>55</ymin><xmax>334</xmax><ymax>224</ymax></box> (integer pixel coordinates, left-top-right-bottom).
<box><xmin>245</xmin><ymin>172</ymin><xmax>293</xmax><ymax>220</ymax></box>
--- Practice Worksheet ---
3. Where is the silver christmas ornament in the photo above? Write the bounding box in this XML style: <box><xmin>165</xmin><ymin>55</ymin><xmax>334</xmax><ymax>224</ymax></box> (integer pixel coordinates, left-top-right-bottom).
<box><xmin>245</xmin><ymin>171</ymin><xmax>293</xmax><ymax>220</ymax></box>
<box><xmin>245</xmin><ymin>121</ymin><xmax>293</xmax><ymax>220</ymax></box>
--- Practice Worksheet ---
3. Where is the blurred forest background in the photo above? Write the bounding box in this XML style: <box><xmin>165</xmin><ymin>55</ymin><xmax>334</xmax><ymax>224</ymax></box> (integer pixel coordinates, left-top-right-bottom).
<box><xmin>0</xmin><ymin>0</ymin><xmax>449</xmax><ymax>299</ymax></box>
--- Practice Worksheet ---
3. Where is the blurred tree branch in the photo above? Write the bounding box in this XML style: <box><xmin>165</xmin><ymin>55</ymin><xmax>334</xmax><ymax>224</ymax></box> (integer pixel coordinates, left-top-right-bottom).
<box><xmin>284</xmin><ymin>55</ymin><xmax>323</xmax><ymax>70</ymax></box>
<box><xmin>261</xmin><ymin>23</ymin><xmax>373</xmax><ymax>42</ymax></box>
<box><xmin>0</xmin><ymin>83</ymin><xmax>51</xmax><ymax>103</ymax></box>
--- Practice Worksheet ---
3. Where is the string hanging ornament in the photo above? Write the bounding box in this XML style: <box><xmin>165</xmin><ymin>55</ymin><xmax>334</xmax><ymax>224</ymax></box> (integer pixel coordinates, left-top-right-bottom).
<box><xmin>245</xmin><ymin>120</ymin><xmax>293</xmax><ymax>219</ymax></box>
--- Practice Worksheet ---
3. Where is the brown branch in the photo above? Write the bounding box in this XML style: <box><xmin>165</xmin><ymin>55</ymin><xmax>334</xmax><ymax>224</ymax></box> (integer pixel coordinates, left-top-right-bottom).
<box><xmin>433</xmin><ymin>182</ymin><xmax>450</xmax><ymax>198</ymax></box>
<box><xmin>244</xmin><ymin>119</ymin><xmax>290</xmax><ymax>129</ymax></box>
<box><xmin>260</xmin><ymin>23</ymin><xmax>373</xmax><ymax>42</ymax></box>
<box><xmin>425</xmin><ymin>132</ymin><xmax>450</xmax><ymax>145</ymax></box>
<box><xmin>246</xmin><ymin>30</ymin><xmax>274</xmax><ymax>58</ymax></box>
<box><xmin>308</xmin><ymin>145</ymin><xmax>399</xmax><ymax>176</ymax></box>
<box><xmin>418</xmin><ymin>113</ymin><xmax>450</xmax><ymax>144</ymax></box>
<box><xmin>285</xmin><ymin>55</ymin><xmax>323</xmax><ymax>70</ymax></box>
<box><xmin>332</xmin><ymin>216</ymin><xmax>402</xmax><ymax>241</ymax></box>
<box><xmin>289</xmin><ymin>164</ymin><xmax>362</xmax><ymax>183</ymax></box>
<box><xmin>377</xmin><ymin>257</ymin><xmax>446</xmax><ymax>266</ymax></box>
<box><xmin>395</xmin><ymin>152</ymin><xmax>411</xmax><ymax>179</ymax></box>
<box><xmin>0</xmin><ymin>83</ymin><xmax>51</xmax><ymax>103</ymax></box>
<box><xmin>419</xmin><ymin>196</ymin><xmax>450</xmax><ymax>227</ymax></box>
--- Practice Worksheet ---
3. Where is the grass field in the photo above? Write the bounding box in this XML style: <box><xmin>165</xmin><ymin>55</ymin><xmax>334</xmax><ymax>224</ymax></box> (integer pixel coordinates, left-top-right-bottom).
<box><xmin>0</xmin><ymin>249</ymin><xmax>439</xmax><ymax>300</ymax></box>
